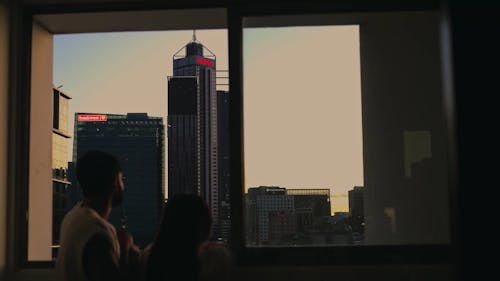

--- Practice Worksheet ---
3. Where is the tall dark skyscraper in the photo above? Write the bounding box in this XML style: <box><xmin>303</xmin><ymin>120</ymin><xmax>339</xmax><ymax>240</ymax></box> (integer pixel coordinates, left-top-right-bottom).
<box><xmin>71</xmin><ymin>112</ymin><xmax>165</xmax><ymax>247</ymax></box>
<box><xmin>168</xmin><ymin>77</ymin><xmax>198</xmax><ymax>196</ymax></box>
<box><xmin>216</xmin><ymin>90</ymin><xmax>231</xmax><ymax>241</ymax></box>
<box><xmin>168</xmin><ymin>33</ymin><xmax>220</xmax><ymax>235</ymax></box>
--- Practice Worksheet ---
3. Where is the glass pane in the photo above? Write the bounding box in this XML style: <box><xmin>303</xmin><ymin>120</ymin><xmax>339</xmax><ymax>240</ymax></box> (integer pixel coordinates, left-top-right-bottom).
<box><xmin>47</xmin><ymin>29</ymin><xmax>229</xmax><ymax>260</ymax></box>
<box><xmin>244</xmin><ymin>24</ymin><xmax>364</xmax><ymax>246</ymax></box>
<box><xmin>243</xmin><ymin>13</ymin><xmax>450</xmax><ymax>247</ymax></box>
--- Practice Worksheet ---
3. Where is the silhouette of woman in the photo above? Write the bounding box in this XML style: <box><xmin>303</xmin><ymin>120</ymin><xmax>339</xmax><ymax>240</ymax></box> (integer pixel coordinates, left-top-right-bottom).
<box><xmin>144</xmin><ymin>194</ymin><xmax>212</xmax><ymax>281</ymax></box>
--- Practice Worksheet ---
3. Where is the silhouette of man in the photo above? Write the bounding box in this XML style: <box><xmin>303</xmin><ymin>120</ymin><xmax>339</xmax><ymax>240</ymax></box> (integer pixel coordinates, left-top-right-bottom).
<box><xmin>56</xmin><ymin>150</ymin><xmax>139</xmax><ymax>281</ymax></box>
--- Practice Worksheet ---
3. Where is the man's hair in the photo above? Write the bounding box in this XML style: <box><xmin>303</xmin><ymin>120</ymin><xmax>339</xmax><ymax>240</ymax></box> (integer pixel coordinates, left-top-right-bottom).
<box><xmin>76</xmin><ymin>150</ymin><xmax>122</xmax><ymax>198</ymax></box>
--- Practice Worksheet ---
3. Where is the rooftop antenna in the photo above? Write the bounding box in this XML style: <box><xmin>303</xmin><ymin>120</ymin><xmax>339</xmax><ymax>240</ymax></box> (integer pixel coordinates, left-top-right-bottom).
<box><xmin>192</xmin><ymin>30</ymin><xmax>197</xmax><ymax>42</ymax></box>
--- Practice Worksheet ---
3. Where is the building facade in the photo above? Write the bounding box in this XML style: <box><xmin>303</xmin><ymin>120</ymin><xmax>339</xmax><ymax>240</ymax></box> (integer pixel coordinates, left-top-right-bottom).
<box><xmin>246</xmin><ymin>187</ymin><xmax>295</xmax><ymax>245</ymax></box>
<box><xmin>52</xmin><ymin>87</ymin><xmax>72</xmax><ymax>258</ymax></box>
<box><xmin>348</xmin><ymin>186</ymin><xmax>364</xmax><ymax>233</ymax></box>
<box><xmin>216</xmin><ymin>90</ymin><xmax>231</xmax><ymax>241</ymax></box>
<box><xmin>246</xmin><ymin>186</ymin><xmax>332</xmax><ymax>245</ymax></box>
<box><xmin>168</xmin><ymin>76</ymin><xmax>199</xmax><ymax>196</ymax></box>
<box><xmin>287</xmin><ymin>189</ymin><xmax>331</xmax><ymax>235</ymax></box>
<box><xmin>71</xmin><ymin>112</ymin><xmax>165</xmax><ymax>247</ymax></box>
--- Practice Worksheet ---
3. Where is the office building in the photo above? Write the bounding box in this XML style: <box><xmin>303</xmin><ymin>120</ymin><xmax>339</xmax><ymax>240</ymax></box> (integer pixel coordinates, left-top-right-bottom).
<box><xmin>246</xmin><ymin>187</ymin><xmax>331</xmax><ymax>245</ymax></box>
<box><xmin>72</xmin><ymin>112</ymin><xmax>165</xmax><ymax>247</ymax></box>
<box><xmin>216</xmin><ymin>90</ymin><xmax>231</xmax><ymax>241</ymax></box>
<box><xmin>287</xmin><ymin>189</ymin><xmax>331</xmax><ymax>235</ymax></box>
<box><xmin>246</xmin><ymin>187</ymin><xmax>295</xmax><ymax>245</ymax></box>
<box><xmin>348</xmin><ymin>186</ymin><xmax>364</xmax><ymax>233</ymax></box>
<box><xmin>51</xmin><ymin>87</ymin><xmax>72</xmax><ymax>257</ymax></box>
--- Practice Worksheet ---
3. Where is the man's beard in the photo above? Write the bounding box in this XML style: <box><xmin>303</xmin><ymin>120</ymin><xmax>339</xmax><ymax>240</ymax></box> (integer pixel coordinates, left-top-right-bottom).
<box><xmin>112</xmin><ymin>189</ymin><xmax>124</xmax><ymax>207</ymax></box>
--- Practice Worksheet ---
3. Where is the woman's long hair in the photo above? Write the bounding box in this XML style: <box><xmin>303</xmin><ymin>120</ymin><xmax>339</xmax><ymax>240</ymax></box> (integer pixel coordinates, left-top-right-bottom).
<box><xmin>146</xmin><ymin>194</ymin><xmax>212</xmax><ymax>281</ymax></box>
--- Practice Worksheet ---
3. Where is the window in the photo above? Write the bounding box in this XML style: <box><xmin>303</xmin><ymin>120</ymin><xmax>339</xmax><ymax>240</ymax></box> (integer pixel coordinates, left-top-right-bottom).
<box><xmin>12</xmin><ymin>3</ymin><xmax>454</xmax><ymax>270</ymax></box>
<box><xmin>243</xmin><ymin>24</ymin><xmax>363</xmax><ymax>247</ymax></box>
<box><xmin>232</xmin><ymin>10</ymin><xmax>452</xmax><ymax>264</ymax></box>
<box><xmin>50</xmin><ymin>27</ymin><xmax>229</xmax><ymax>250</ymax></box>
<box><xmin>24</xmin><ymin>8</ymin><xmax>229</xmax><ymax>263</ymax></box>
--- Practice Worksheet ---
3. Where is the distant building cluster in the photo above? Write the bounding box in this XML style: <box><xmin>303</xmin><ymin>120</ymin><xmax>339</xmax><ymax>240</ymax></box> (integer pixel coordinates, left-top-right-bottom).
<box><xmin>246</xmin><ymin>186</ymin><xmax>365</xmax><ymax>246</ymax></box>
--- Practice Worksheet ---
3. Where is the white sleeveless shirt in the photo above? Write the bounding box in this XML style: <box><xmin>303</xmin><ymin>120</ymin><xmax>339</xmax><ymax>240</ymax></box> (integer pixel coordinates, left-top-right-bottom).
<box><xmin>55</xmin><ymin>202</ymin><xmax>121</xmax><ymax>281</ymax></box>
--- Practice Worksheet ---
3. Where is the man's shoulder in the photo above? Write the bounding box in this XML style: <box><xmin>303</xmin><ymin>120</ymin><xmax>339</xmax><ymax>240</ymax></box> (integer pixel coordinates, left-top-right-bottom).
<box><xmin>63</xmin><ymin>205</ymin><xmax>115</xmax><ymax>235</ymax></box>
<box><xmin>60</xmin><ymin>205</ymin><xmax>119</xmax><ymax>258</ymax></box>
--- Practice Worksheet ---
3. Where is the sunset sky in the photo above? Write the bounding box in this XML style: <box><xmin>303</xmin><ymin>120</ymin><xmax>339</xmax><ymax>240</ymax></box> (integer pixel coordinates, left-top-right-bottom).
<box><xmin>53</xmin><ymin>26</ymin><xmax>363</xmax><ymax>213</ymax></box>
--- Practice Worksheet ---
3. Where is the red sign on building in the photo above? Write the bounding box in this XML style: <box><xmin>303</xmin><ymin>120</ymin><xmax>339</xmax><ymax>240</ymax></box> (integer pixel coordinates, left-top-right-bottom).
<box><xmin>197</xmin><ymin>57</ymin><xmax>215</xmax><ymax>67</ymax></box>
<box><xmin>77</xmin><ymin>114</ymin><xmax>108</xmax><ymax>122</ymax></box>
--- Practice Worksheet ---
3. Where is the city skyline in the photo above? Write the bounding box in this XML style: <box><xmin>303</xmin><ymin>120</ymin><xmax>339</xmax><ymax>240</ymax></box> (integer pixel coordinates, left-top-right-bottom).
<box><xmin>53</xmin><ymin>26</ymin><xmax>363</xmax><ymax>213</ymax></box>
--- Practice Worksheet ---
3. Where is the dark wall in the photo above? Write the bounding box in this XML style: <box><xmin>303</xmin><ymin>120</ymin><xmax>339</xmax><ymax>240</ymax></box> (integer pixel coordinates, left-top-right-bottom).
<box><xmin>446</xmin><ymin>0</ymin><xmax>499</xmax><ymax>280</ymax></box>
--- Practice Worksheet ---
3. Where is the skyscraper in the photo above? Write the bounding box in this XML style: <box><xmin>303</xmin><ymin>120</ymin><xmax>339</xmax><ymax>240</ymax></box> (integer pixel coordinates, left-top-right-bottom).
<box><xmin>71</xmin><ymin>112</ymin><xmax>165</xmax><ymax>247</ymax></box>
<box><xmin>168</xmin><ymin>76</ymin><xmax>198</xmax><ymax>196</ymax></box>
<box><xmin>168</xmin><ymin>33</ymin><xmax>219</xmax><ymax>233</ymax></box>
<box><xmin>216</xmin><ymin>90</ymin><xmax>231</xmax><ymax>241</ymax></box>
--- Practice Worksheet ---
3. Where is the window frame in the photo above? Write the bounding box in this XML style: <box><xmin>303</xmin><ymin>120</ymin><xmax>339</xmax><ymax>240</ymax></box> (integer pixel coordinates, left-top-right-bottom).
<box><xmin>8</xmin><ymin>0</ymin><xmax>456</xmax><ymax>271</ymax></box>
<box><xmin>227</xmin><ymin>3</ymin><xmax>455</xmax><ymax>266</ymax></box>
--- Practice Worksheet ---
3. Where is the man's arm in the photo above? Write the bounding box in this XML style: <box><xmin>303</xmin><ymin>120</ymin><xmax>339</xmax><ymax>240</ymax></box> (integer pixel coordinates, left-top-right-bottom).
<box><xmin>116</xmin><ymin>228</ymin><xmax>142</xmax><ymax>280</ymax></box>
<box><xmin>83</xmin><ymin>234</ymin><xmax>121</xmax><ymax>281</ymax></box>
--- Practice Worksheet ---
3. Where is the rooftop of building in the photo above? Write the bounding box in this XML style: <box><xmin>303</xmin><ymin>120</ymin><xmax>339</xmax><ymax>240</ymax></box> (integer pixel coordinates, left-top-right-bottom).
<box><xmin>75</xmin><ymin>112</ymin><xmax>163</xmax><ymax>121</ymax></box>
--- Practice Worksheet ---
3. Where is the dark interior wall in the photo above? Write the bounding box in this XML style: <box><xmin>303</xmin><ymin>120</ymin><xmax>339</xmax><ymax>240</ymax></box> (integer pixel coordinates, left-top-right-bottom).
<box><xmin>0</xmin><ymin>0</ymin><xmax>9</xmax><ymax>278</ymax></box>
<box><xmin>446</xmin><ymin>1</ymin><xmax>499</xmax><ymax>280</ymax></box>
